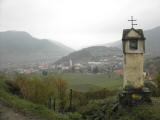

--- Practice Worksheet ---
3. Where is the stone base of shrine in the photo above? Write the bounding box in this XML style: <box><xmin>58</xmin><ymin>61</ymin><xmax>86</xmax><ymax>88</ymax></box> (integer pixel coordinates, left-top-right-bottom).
<box><xmin>118</xmin><ymin>87</ymin><xmax>152</xmax><ymax>107</ymax></box>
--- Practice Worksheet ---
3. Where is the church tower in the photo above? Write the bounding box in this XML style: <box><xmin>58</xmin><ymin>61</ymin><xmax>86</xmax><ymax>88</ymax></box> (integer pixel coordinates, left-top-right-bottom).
<box><xmin>69</xmin><ymin>58</ymin><xmax>73</xmax><ymax>67</ymax></box>
<box><xmin>122</xmin><ymin>28</ymin><xmax>145</xmax><ymax>89</ymax></box>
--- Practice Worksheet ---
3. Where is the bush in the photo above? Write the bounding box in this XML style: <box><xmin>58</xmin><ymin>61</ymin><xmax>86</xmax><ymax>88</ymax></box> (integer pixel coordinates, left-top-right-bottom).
<box><xmin>66</xmin><ymin>112</ymin><xmax>82</xmax><ymax>120</ymax></box>
<box><xmin>80</xmin><ymin>97</ymin><xmax>116</xmax><ymax>120</ymax></box>
<box><xmin>4</xmin><ymin>74</ymin><xmax>56</xmax><ymax>105</ymax></box>
<box><xmin>115</xmin><ymin>105</ymin><xmax>160</xmax><ymax>120</ymax></box>
<box><xmin>80</xmin><ymin>96</ymin><xmax>160</xmax><ymax>120</ymax></box>
<box><xmin>55</xmin><ymin>78</ymin><xmax>68</xmax><ymax>112</ymax></box>
<box><xmin>0</xmin><ymin>75</ymin><xmax>81</xmax><ymax>120</ymax></box>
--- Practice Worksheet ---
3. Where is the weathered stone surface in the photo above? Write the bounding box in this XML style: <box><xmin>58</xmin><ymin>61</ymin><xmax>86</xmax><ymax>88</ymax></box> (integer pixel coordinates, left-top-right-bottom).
<box><xmin>122</xmin><ymin>28</ymin><xmax>145</xmax><ymax>88</ymax></box>
<box><xmin>123</xmin><ymin>53</ymin><xmax>144</xmax><ymax>88</ymax></box>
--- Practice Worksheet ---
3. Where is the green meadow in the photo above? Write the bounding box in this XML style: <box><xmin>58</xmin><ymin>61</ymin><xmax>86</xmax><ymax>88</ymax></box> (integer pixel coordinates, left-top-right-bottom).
<box><xmin>59</xmin><ymin>73</ymin><xmax>123</xmax><ymax>92</ymax></box>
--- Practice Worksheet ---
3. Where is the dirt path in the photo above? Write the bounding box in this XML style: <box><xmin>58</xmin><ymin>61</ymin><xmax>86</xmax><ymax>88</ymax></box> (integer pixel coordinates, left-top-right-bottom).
<box><xmin>0</xmin><ymin>102</ymin><xmax>44</xmax><ymax>120</ymax></box>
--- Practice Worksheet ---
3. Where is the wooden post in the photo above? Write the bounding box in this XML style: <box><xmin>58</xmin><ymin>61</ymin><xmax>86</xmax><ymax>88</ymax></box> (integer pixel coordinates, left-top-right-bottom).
<box><xmin>53</xmin><ymin>98</ymin><xmax>56</xmax><ymax>111</ymax></box>
<box><xmin>48</xmin><ymin>97</ymin><xmax>52</xmax><ymax>109</ymax></box>
<box><xmin>69</xmin><ymin>89</ymin><xmax>73</xmax><ymax>111</ymax></box>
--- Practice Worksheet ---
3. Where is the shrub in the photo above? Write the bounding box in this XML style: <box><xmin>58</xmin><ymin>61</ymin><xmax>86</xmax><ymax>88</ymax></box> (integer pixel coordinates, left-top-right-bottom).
<box><xmin>5</xmin><ymin>74</ymin><xmax>56</xmax><ymax>104</ymax></box>
<box><xmin>81</xmin><ymin>97</ymin><xmax>116</xmax><ymax>120</ymax></box>
<box><xmin>55</xmin><ymin>78</ymin><xmax>68</xmax><ymax>113</ymax></box>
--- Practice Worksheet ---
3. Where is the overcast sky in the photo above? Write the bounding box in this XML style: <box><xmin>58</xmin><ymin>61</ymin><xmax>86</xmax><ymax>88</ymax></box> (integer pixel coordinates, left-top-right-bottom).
<box><xmin>0</xmin><ymin>0</ymin><xmax>160</xmax><ymax>50</ymax></box>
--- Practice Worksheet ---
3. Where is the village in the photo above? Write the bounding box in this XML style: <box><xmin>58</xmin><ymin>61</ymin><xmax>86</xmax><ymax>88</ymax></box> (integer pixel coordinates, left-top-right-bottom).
<box><xmin>13</xmin><ymin>54</ymin><xmax>123</xmax><ymax>75</ymax></box>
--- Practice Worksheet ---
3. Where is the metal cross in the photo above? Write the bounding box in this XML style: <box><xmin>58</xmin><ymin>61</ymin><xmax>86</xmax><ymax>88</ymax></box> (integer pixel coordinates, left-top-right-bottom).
<box><xmin>128</xmin><ymin>16</ymin><xmax>137</xmax><ymax>28</ymax></box>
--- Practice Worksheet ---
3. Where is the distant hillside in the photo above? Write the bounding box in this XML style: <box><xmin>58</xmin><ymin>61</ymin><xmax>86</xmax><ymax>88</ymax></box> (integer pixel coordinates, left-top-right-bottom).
<box><xmin>55</xmin><ymin>46</ymin><xmax>121</xmax><ymax>65</ymax></box>
<box><xmin>107</xmin><ymin>26</ymin><xmax>160</xmax><ymax>57</ymax></box>
<box><xmin>0</xmin><ymin>31</ymin><xmax>74</xmax><ymax>69</ymax></box>
<box><xmin>145</xmin><ymin>56</ymin><xmax>160</xmax><ymax>77</ymax></box>
<box><xmin>145</xmin><ymin>26</ymin><xmax>160</xmax><ymax>57</ymax></box>
<box><xmin>55</xmin><ymin>26</ymin><xmax>160</xmax><ymax>66</ymax></box>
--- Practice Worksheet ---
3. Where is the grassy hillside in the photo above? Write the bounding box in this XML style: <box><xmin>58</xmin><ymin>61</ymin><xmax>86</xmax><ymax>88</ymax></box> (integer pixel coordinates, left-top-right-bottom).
<box><xmin>1</xmin><ymin>73</ymin><xmax>160</xmax><ymax>120</ymax></box>
<box><xmin>0</xmin><ymin>77</ymin><xmax>81</xmax><ymax>120</ymax></box>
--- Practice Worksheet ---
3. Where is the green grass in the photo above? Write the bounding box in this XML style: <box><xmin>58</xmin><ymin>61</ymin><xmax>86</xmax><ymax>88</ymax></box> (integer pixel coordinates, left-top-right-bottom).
<box><xmin>59</xmin><ymin>73</ymin><xmax>123</xmax><ymax>91</ymax></box>
<box><xmin>0</xmin><ymin>79</ymin><xmax>81</xmax><ymax>120</ymax></box>
<box><xmin>70</xmin><ymin>84</ymin><xmax>101</xmax><ymax>92</ymax></box>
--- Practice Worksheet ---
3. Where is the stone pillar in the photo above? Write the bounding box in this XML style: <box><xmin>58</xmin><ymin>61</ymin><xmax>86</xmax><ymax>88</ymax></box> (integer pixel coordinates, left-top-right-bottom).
<box><xmin>122</xmin><ymin>28</ymin><xmax>145</xmax><ymax>89</ymax></box>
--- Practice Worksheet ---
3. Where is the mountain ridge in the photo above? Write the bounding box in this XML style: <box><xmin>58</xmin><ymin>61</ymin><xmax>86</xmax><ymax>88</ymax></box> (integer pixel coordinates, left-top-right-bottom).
<box><xmin>0</xmin><ymin>31</ymin><xmax>74</xmax><ymax>69</ymax></box>
<box><xmin>55</xmin><ymin>26</ymin><xmax>160</xmax><ymax>65</ymax></box>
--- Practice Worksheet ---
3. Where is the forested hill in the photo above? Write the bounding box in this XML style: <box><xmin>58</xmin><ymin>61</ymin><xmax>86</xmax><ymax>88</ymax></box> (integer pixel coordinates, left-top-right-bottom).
<box><xmin>0</xmin><ymin>31</ymin><xmax>74</xmax><ymax>68</ymax></box>
<box><xmin>55</xmin><ymin>46</ymin><xmax>121</xmax><ymax>65</ymax></box>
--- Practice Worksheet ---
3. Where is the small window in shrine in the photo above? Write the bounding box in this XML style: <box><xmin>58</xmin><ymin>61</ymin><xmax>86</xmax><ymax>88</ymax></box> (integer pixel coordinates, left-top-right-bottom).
<box><xmin>129</xmin><ymin>40</ymin><xmax>138</xmax><ymax>50</ymax></box>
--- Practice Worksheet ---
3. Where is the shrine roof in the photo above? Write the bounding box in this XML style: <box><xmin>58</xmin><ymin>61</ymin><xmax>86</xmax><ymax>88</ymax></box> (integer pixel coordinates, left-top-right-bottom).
<box><xmin>122</xmin><ymin>28</ymin><xmax>145</xmax><ymax>41</ymax></box>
